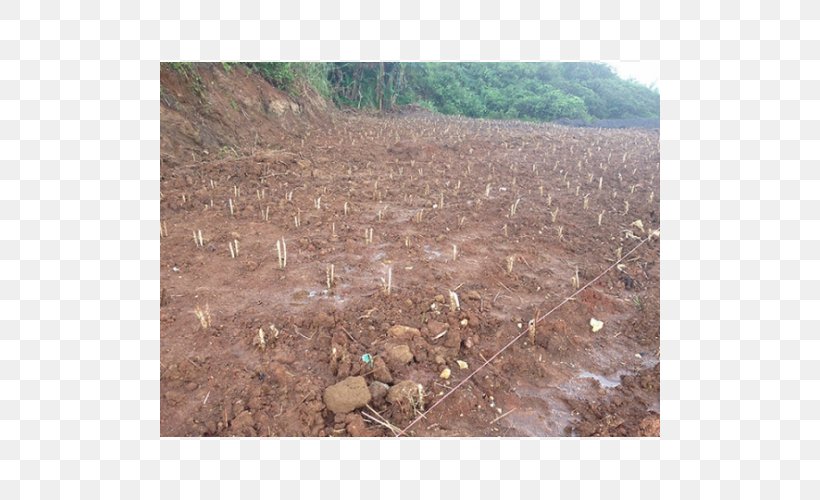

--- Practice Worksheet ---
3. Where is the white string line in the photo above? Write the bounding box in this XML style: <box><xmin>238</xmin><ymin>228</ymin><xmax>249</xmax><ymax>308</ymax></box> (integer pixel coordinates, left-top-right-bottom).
<box><xmin>397</xmin><ymin>234</ymin><xmax>655</xmax><ymax>436</ymax></box>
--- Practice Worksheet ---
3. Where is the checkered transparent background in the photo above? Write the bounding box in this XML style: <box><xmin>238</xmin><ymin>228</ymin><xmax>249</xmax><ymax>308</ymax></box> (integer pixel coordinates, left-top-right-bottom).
<box><xmin>1</xmin><ymin>0</ymin><xmax>818</xmax><ymax>498</ymax></box>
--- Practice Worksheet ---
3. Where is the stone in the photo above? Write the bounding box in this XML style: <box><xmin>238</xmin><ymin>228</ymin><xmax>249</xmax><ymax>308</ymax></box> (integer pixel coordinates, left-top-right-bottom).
<box><xmin>323</xmin><ymin>376</ymin><xmax>372</xmax><ymax>414</ymax></box>
<box><xmin>369</xmin><ymin>381</ymin><xmax>389</xmax><ymax>403</ymax></box>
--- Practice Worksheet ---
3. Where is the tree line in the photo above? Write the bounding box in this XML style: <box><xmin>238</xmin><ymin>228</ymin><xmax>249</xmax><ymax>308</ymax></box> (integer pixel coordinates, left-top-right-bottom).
<box><xmin>221</xmin><ymin>62</ymin><xmax>660</xmax><ymax>124</ymax></box>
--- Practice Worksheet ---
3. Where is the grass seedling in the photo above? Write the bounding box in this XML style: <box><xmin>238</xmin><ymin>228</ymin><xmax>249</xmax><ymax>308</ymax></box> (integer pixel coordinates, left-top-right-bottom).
<box><xmin>649</xmin><ymin>191</ymin><xmax>654</xmax><ymax>203</ymax></box>
<box><xmin>228</xmin><ymin>239</ymin><xmax>238</xmax><ymax>259</ymax></box>
<box><xmin>344</xmin><ymin>201</ymin><xmax>350</xmax><ymax>216</ymax></box>
<box><xmin>583</xmin><ymin>194</ymin><xmax>590</xmax><ymax>210</ymax></box>
<box><xmin>557</xmin><ymin>226</ymin><xmax>564</xmax><ymax>241</ymax></box>
<box><xmin>598</xmin><ymin>210</ymin><xmax>604</xmax><ymax>226</ymax></box>
<box><xmin>571</xmin><ymin>266</ymin><xmax>580</xmax><ymax>289</ymax></box>
<box><xmin>315</xmin><ymin>196</ymin><xmax>321</xmax><ymax>210</ymax></box>
<box><xmin>452</xmin><ymin>244</ymin><xmax>458</xmax><ymax>261</ymax></box>
<box><xmin>458</xmin><ymin>216</ymin><xmax>466</xmax><ymax>229</ymax></box>
<box><xmin>547</xmin><ymin>193</ymin><xmax>552</xmax><ymax>207</ymax></box>
<box><xmin>485</xmin><ymin>184</ymin><xmax>491</xmax><ymax>197</ymax></box>
<box><xmin>161</xmin><ymin>221</ymin><xmax>168</xmax><ymax>238</ymax></box>
<box><xmin>506</xmin><ymin>255</ymin><xmax>515</xmax><ymax>274</ymax></box>
<box><xmin>228</xmin><ymin>198</ymin><xmax>234</xmax><ymax>216</ymax></box>
<box><xmin>599</xmin><ymin>177</ymin><xmax>603</xmax><ymax>190</ymax></box>
<box><xmin>365</xmin><ymin>227</ymin><xmax>374</xmax><ymax>244</ymax></box>
<box><xmin>623</xmin><ymin>200</ymin><xmax>630</xmax><ymax>215</ymax></box>
<box><xmin>550</xmin><ymin>208</ymin><xmax>559</xmax><ymax>223</ymax></box>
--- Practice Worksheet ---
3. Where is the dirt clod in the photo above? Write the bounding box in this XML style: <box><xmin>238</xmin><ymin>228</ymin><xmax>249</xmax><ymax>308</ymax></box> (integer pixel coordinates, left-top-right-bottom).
<box><xmin>386</xmin><ymin>344</ymin><xmax>414</xmax><ymax>365</ymax></box>
<box><xmin>372</xmin><ymin>357</ymin><xmax>393</xmax><ymax>384</ymax></box>
<box><xmin>388</xmin><ymin>325</ymin><xmax>421</xmax><ymax>339</ymax></box>
<box><xmin>323</xmin><ymin>376</ymin><xmax>372</xmax><ymax>414</ymax></box>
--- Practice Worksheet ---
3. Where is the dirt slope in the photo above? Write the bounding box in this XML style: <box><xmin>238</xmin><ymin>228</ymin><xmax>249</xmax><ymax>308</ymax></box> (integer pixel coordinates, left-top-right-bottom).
<box><xmin>160</xmin><ymin>63</ymin><xmax>331</xmax><ymax>167</ymax></box>
<box><xmin>160</xmin><ymin>65</ymin><xmax>660</xmax><ymax>437</ymax></box>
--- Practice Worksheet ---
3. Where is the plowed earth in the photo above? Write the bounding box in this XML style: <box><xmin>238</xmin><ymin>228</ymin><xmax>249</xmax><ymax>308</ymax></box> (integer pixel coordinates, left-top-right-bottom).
<box><xmin>160</xmin><ymin>67</ymin><xmax>660</xmax><ymax>437</ymax></box>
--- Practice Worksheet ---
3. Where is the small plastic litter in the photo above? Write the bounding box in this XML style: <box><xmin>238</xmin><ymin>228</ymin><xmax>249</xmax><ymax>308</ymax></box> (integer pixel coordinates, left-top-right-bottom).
<box><xmin>590</xmin><ymin>318</ymin><xmax>604</xmax><ymax>332</ymax></box>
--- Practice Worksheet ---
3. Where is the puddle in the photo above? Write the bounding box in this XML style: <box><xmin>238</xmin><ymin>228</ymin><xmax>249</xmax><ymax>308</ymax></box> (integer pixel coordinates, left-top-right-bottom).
<box><xmin>577</xmin><ymin>371</ymin><xmax>622</xmax><ymax>388</ymax></box>
<box><xmin>423</xmin><ymin>245</ymin><xmax>443</xmax><ymax>259</ymax></box>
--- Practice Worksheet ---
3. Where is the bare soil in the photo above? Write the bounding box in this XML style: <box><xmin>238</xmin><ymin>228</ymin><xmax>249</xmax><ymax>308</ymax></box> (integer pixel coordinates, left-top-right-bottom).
<box><xmin>160</xmin><ymin>65</ymin><xmax>660</xmax><ymax>437</ymax></box>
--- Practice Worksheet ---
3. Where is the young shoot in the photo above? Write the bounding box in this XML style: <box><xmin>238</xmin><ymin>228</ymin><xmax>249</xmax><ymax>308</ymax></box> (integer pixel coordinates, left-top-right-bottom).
<box><xmin>381</xmin><ymin>266</ymin><xmax>393</xmax><ymax>295</ymax></box>
<box><xmin>276</xmin><ymin>238</ymin><xmax>287</xmax><ymax>269</ymax></box>
<box><xmin>326</xmin><ymin>264</ymin><xmax>335</xmax><ymax>290</ymax></box>
<box><xmin>449</xmin><ymin>290</ymin><xmax>460</xmax><ymax>311</ymax></box>
<box><xmin>194</xmin><ymin>304</ymin><xmax>212</xmax><ymax>329</ymax></box>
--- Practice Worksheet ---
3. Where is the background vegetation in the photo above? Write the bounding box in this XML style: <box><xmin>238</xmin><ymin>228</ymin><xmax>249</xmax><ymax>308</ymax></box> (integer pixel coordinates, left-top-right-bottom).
<box><xmin>169</xmin><ymin>62</ymin><xmax>660</xmax><ymax>124</ymax></box>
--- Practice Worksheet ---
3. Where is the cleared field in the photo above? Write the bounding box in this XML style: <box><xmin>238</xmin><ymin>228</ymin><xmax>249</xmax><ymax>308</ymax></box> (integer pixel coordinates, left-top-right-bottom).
<box><xmin>160</xmin><ymin>109</ymin><xmax>660</xmax><ymax>437</ymax></box>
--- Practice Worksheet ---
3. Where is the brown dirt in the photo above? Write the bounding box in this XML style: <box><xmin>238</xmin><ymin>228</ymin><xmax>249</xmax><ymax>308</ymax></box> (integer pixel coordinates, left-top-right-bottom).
<box><xmin>160</xmin><ymin>64</ymin><xmax>660</xmax><ymax>437</ymax></box>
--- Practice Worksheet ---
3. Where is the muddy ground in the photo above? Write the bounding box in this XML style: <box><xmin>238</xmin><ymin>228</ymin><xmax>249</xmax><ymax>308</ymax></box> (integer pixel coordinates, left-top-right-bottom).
<box><xmin>160</xmin><ymin>67</ymin><xmax>660</xmax><ymax>437</ymax></box>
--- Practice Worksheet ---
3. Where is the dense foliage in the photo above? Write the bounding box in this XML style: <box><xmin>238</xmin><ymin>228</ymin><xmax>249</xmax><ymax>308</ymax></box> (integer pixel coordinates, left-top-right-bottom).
<box><xmin>323</xmin><ymin>62</ymin><xmax>659</xmax><ymax>123</ymax></box>
<box><xmin>168</xmin><ymin>62</ymin><xmax>659</xmax><ymax>124</ymax></box>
